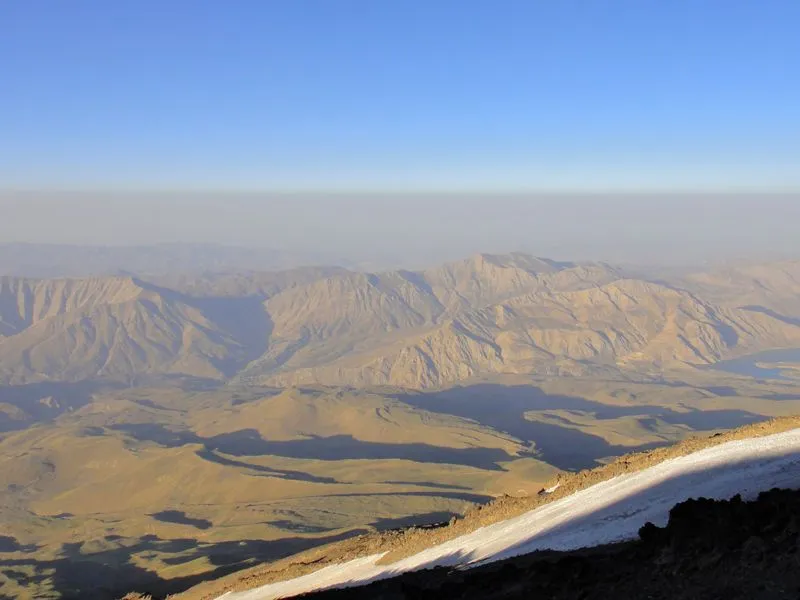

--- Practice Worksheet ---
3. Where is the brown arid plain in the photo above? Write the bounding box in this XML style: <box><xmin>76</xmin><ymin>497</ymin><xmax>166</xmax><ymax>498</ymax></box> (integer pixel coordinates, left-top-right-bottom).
<box><xmin>2</xmin><ymin>253</ymin><xmax>800</xmax><ymax>599</ymax></box>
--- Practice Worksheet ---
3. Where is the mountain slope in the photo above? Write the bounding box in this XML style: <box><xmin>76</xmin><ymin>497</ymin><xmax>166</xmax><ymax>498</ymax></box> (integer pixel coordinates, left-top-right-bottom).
<box><xmin>0</xmin><ymin>277</ymin><xmax>250</xmax><ymax>383</ymax></box>
<box><xmin>194</xmin><ymin>423</ymin><xmax>800</xmax><ymax>600</ymax></box>
<box><xmin>0</xmin><ymin>276</ymin><xmax>143</xmax><ymax>336</ymax></box>
<box><xmin>261</xmin><ymin>279</ymin><xmax>800</xmax><ymax>388</ymax></box>
<box><xmin>237</xmin><ymin>258</ymin><xmax>620</xmax><ymax>386</ymax></box>
<box><xmin>2</xmin><ymin>254</ymin><xmax>800</xmax><ymax>388</ymax></box>
<box><xmin>681</xmin><ymin>260</ymin><xmax>800</xmax><ymax>319</ymax></box>
<box><xmin>304</xmin><ymin>488</ymin><xmax>800</xmax><ymax>600</ymax></box>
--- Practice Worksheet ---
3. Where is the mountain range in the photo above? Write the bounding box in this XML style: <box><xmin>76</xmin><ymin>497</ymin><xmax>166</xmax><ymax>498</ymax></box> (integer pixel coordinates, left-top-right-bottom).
<box><xmin>2</xmin><ymin>253</ymin><xmax>800</xmax><ymax>390</ymax></box>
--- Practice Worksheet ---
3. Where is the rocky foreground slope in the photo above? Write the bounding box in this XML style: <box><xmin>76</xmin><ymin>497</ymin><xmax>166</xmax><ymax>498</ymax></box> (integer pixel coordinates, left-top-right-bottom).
<box><xmin>310</xmin><ymin>488</ymin><xmax>800</xmax><ymax>600</ymax></box>
<box><xmin>174</xmin><ymin>417</ymin><xmax>800</xmax><ymax>600</ymax></box>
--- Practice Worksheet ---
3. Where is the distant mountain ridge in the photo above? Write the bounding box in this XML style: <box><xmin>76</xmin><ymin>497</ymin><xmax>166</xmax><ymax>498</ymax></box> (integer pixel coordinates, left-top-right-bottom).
<box><xmin>1</xmin><ymin>253</ymin><xmax>800</xmax><ymax>388</ymax></box>
<box><xmin>0</xmin><ymin>242</ymin><xmax>356</xmax><ymax>278</ymax></box>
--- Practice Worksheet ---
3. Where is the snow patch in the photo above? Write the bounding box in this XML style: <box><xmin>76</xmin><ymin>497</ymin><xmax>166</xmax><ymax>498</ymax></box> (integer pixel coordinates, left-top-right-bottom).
<box><xmin>544</xmin><ymin>482</ymin><xmax>560</xmax><ymax>494</ymax></box>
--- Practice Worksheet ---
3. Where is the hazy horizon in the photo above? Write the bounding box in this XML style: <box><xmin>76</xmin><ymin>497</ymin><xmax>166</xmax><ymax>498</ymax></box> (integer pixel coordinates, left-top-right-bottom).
<box><xmin>4</xmin><ymin>2</ymin><xmax>800</xmax><ymax>270</ymax></box>
<box><xmin>1</xmin><ymin>191</ymin><xmax>799</xmax><ymax>269</ymax></box>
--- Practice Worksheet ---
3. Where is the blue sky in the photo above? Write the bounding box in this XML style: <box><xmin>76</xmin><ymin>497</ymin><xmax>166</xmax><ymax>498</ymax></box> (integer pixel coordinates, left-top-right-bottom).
<box><xmin>2</xmin><ymin>1</ymin><xmax>799</xmax><ymax>191</ymax></box>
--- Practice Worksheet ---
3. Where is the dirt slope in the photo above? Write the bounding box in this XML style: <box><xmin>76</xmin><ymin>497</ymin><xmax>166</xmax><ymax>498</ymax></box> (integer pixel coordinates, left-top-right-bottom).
<box><xmin>175</xmin><ymin>415</ymin><xmax>800</xmax><ymax>600</ymax></box>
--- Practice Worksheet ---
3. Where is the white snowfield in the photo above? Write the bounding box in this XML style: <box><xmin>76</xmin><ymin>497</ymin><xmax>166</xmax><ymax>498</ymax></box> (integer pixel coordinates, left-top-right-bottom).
<box><xmin>219</xmin><ymin>428</ymin><xmax>800</xmax><ymax>600</ymax></box>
